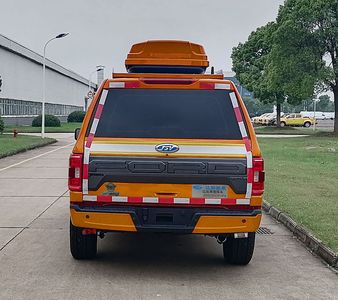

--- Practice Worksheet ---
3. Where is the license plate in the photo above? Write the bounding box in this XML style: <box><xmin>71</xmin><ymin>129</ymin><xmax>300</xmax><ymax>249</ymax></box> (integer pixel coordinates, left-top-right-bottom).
<box><xmin>192</xmin><ymin>185</ymin><xmax>227</xmax><ymax>198</ymax></box>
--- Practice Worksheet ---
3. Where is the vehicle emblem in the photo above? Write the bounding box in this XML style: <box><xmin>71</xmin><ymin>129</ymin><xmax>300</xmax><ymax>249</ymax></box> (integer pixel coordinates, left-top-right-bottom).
<box><xmin>155</xmin><ymin>143</ymin><xmax>179</xmax><ymax>153</ymax></box>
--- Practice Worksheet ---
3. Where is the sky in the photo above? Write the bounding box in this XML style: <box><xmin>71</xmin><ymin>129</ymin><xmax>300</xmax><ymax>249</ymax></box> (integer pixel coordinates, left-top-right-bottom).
<box><xmin>0</xmin><ymin>0</ymin><xmax>284</xmax><ymax>82</ymax></box>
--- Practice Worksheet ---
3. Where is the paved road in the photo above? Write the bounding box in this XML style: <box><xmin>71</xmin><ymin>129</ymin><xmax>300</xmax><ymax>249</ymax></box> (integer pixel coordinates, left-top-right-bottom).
<box><xmin>316</xmin><ymin>119</ymin><xmax>334</xmax><ymax>130</ymax></box>
<box><xmin>0</xmin><ymin>134</ymin><xmax>337</xmax><ymax>300</ymax></box>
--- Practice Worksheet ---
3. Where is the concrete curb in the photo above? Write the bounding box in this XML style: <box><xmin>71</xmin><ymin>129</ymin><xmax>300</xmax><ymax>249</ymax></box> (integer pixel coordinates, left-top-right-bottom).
<box><xmin>263</xmin><ymin>200</ymin><xmax>338</xmax><ymax>269</ymax></box>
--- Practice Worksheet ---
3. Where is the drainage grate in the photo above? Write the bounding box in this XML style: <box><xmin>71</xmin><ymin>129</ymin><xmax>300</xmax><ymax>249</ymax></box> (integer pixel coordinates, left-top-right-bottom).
<box><xmin>257</xmin><ymin>227</ymin><xmax>274</xmax><ymax>235</ymax></box>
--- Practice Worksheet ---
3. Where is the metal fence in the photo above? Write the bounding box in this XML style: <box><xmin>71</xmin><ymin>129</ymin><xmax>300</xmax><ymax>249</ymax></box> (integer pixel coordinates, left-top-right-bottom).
<box><xmin>0</xmin><ymin>98</ymin><xmax>83</xmax><ymax>116</ymax></box>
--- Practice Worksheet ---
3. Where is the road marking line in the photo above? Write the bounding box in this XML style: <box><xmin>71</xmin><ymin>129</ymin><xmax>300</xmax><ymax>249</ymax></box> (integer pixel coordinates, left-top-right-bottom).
<box><xmin>0</xmin><ymin>143</ymin><xmax>73</xmax><ymax>172</ymax></box>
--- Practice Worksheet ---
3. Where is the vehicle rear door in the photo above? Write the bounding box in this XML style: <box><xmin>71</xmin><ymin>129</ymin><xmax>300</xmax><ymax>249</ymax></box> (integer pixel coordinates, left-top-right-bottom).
<box><xmin>81</xmin><ymin>84</ymin><xmax>262</xmax><ymax>207</ymax></box>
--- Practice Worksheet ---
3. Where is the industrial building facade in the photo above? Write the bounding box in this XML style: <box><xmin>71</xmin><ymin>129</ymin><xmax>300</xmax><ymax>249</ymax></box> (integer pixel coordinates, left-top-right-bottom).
<box><xmin>0</xmin><ymin>34</ymin><xmax>96</xmax><ymax>125</ymax></box>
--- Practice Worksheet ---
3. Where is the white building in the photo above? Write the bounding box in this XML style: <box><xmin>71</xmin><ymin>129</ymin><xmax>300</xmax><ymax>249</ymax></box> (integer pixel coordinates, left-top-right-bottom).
<box><xmin>0</xmin><ymin>34</ymin><xmax>96</xmax><ymax>125</ymax></box>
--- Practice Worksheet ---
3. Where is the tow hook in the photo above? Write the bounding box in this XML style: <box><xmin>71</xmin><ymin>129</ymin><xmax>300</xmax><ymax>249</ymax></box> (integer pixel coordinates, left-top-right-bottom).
<box><xmin>98</xmin><ymin>231</ymin><xmax>105</xmax><ymax>239</ymax></box>
<box><xmin>216</xmin><ymin>235</ymin><xmax>227</xmax><ymax>244</ymax></box>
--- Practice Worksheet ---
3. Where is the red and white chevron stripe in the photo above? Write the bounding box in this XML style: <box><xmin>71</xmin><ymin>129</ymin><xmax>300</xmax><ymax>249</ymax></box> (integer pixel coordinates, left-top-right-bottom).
<box><xmin>82</xmin><ymin>195</ymin><xmax>250</xmax><ymax>205</ymax></box>
<box><xmin>82</xmin><ymin>85</ymin><xmax>253</xmax><ymax>205</ymax></box>
<box><xmin>229</xmin><ymin>92</ymin><xmax>253</xmax><ymax>199</ymax></box>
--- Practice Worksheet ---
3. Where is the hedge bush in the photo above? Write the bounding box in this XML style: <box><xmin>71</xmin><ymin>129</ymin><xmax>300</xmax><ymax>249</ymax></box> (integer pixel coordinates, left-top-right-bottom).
<box><xmin>0</xmin><ymin>116</ymin><xmax>4</xmax><ymax>133</ymax></box>
<box><xmin>32</xmin><ymin>115</ymin><xmax>61</xmax><ymax>127</ymax></box>
<box><xmin>67</xmin><ymin>110</ymin><xmax>85</xmax><ymax>123</ymax></box>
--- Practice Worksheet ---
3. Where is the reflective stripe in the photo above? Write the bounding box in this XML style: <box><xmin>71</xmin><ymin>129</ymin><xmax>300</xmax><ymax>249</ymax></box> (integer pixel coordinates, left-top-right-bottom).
<box><xmin>246</xmin><ymin>151</ymin><xmax>253</xmax><ymax>168</ymax></box>
<box><xmin>215</xmin><ymin>83</ymin><xmax>231</xmax><ymax>90</ymax></box>
<box><xmin>83</xmin><ymin>195</ymin><xmax>97</xmax><ymax>201</ymax></box>
<box><xmin>173</xmin><ymin>198</ymin><xmax>190</xmax><ymax>204</ymax></box>
<box><xmin>229</xmin><ymin>92</ymin><xmax>252</xmax><ymax>200</ymax></box>
<box><xmin>245</xmin><ymin>183</ymin><xmax>252</xmax><ymax>199</ymax></box>
<box><xmin>99</xmin><ymin>90</ymin><xmax>108</xmax><ymax>105</ymax></box>
<box><xmin>143</xmin><ymin>197</ymin><xmax>159</xmax><ymax>203</ymax></box>
<box><xmin>82</xmin><ymin>89</ymin><xmax>253</xmax><ymax>202</ymax></box>
<box><xmin>83</xmin><ymin>147</ymin><xmax>90</xmax><ymax>164</ymax></box>
<box><xmin>82</xmin><ymin>179</ymin><xmax>88</xmax><ymax>194</ymax></box>
<box><xmin>109</xmin><ymin>82</ymin><xmax>125</xmax><ymax>89</ymax></box>
<box><xmin>83</xmin><ymin>89</ymin><xmax>108</xmax><ymax>195</ymax></box>
<box><xmin>90</xmin><ymin>118</ymin><xmax>99</xmax><ymax>134</ymax></box>
<box><xmin>236</xmin><ymin>199</ymin><xmax>250</xmax><ymax>205</ymax></box>
<box><xmin>205</xmin><ymin>198</ymin><xmax>221</xmax><ymax>205</ymax></box>
<box><xmin>238</xmin><ymin>121</ymin><xmax>247</xmax><ymax>138</ymax></box>
<box><xmin>230</xmin><ymin>92</ymin><xmax>239</xmax><ymax>108</ymax></box>
<box><xmin>80</xmin><ymin>196</ymin><xmax>251</xmax><ymax>206</ymax></box>
<box><xmin>111</xmin><ymin>196</ymin><xmax>128</xmax><ymax>203</ymax></box>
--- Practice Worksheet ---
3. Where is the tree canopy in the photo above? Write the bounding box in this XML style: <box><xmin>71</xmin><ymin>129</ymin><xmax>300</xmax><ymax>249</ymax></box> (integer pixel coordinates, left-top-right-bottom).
<box><xmin>232</xmin><ymin>0</ymin><xmax>338</xmax><ymax>133</ymax></box>
<box><xmin>269</xmin><ymin>0</ymin><xmax>338</xmax><ymax>133</ymax></box>
<box><xmin>232</xmin><ymin>22</ymin><xmax>285</xmax><ymax>105</ymax></box>
<box><xmin>232</xmin><ymin>23</ymin><xmax>286</xmax><ymax>125</ymax></box>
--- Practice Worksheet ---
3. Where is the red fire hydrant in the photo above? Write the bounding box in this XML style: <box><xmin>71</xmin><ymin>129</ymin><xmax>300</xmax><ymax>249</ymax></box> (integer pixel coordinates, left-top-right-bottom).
<box><xmin>13</xmin><ymin>129</ymin><xmax>18</xmax><ymax>138</ymax></box>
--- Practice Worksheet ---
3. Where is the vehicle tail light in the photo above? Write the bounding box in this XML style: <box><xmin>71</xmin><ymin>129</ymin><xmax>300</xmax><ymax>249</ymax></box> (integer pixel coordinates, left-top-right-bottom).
<box><xmin>252</xmin><ymin>157</ymin><xmax>265</xmax><ymax>195</ymax></box>
<box><xmin>68</xmin><ymin>154</ymin><xmax>83</xmax><ymax>191</ymax></box>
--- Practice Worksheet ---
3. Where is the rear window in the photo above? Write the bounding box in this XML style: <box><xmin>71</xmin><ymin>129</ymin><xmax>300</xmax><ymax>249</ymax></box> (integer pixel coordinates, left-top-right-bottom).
<box><xmin>90</xmin><ymin>89</ymin><xmax>243</xmax><ymax>139</ymax></box>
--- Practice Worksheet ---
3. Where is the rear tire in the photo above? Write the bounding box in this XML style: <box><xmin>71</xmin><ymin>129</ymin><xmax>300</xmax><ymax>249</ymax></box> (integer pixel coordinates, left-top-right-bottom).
<box><xmin>70</xmin><ymin>221</ymin><xmax>97</xmax><ymax>260</ymax></box>
<box><xmin>223</xmin><ymin>233</ymin><xmax>255</xmax><ymax>265</ymax></box>
<box><xmin>304</xmin><ymin>121</ymin><xmax>311</xmax><ymax>128</ymax></box>
<box><xmin>280</xmin><ymin>121</ymin><xmax>286</xmax><ymax>127</ymax></box>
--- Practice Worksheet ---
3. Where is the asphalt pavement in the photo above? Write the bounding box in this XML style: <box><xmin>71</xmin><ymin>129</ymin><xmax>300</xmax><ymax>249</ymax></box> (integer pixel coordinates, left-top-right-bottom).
<box><xmin>0</xmin><ymin>133</ymin><xmax>337</xmax><ymax>300</ymax></box>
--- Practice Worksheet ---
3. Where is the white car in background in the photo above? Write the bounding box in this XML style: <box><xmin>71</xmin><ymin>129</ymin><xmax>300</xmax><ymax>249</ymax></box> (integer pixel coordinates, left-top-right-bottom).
<box><xmin>322</xmin><ymin>112</ymin><xmax>335</xmax><ymax>120</ymax></box>
<box><xmin>262</xmin><ymin>112</ymin><xmax>285</xmax><ymax>125</ymax></box>
<box><xmin>252</xmin><ymin>113</ymin><xmax>270</xmax><ymax>125</ymax></box>
<box><xmin>300</xmin><ymin>111</ymin><xmax>326</xmax><ymax>120</ymax></box>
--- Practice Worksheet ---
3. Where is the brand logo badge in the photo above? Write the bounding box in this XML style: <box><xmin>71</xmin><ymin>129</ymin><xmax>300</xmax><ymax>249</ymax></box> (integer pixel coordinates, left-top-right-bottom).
<box><xmin>155</xmin><ymin>143</ymin><xmax>179</xmax><ymax>153</ymax></box>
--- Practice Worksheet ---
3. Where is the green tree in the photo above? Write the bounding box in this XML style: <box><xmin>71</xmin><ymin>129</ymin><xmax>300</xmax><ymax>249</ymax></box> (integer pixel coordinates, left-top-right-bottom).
<box><xmin>267</xmin><ymin>0</ymin><xmax>338</xmax><ymax>134</ymax></box>
<box><xmin>317</xmin><ymin>95</ymin><xmax>335</xmax><ymax>111</ymax></box>
<box><xmin>242</xmin><ymin>97</ymin><xmax>274</xmax><ymax>117</ymax></box>
<box><xmin>232</xmin><ymin>23</ymin><xmax>287</xmax><ymax>126</ymax></box>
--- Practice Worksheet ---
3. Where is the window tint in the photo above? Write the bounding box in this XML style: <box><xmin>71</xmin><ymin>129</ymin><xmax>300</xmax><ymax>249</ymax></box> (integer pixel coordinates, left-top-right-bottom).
<box><xmin>91</xmin><ymin>89</ymin><xmax>243</xmax><ymax>139</ymax></box>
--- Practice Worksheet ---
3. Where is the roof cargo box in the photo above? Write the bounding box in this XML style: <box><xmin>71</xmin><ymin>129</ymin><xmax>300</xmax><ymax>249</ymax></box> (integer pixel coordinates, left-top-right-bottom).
<box><xmin>125</xmin><ymin>40</ymin><xmax>209</xmax><ymax>74</ymax></box>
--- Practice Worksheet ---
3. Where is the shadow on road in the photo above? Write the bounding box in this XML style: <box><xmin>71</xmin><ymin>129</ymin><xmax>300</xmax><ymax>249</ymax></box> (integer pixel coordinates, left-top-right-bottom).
<box><xmin>93</xmin><ymin>232</ymin><xmax>233</xmax><ymax>272</ymax></box>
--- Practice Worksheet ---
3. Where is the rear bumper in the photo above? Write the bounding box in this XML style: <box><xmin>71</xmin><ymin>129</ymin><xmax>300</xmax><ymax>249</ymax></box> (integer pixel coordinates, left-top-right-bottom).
<box><xmin>70</xmin><ymin>204</ymin><xmax>262</xmax><ymax>234</ymax></box>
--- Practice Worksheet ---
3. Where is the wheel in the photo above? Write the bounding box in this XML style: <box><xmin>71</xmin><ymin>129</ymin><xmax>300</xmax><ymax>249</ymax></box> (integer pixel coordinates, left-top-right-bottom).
<box><xmin>280</xmin><ymin>121</ymin><xmax>286</xmax><ymax>127</ymax></box>
<box><xmin>70</xmin><ymin>221</ymin><xmax>97</xmax><ymax>259</ymax></box>
<box><xmin>223</xmin><ymin>233</ymin><xmax>255</xmax><ymax>265</ymax></box>
<box><xmin>304</xmin><ymin>121</ymin><xmax>311</xmax><ymax>128</ymax></box>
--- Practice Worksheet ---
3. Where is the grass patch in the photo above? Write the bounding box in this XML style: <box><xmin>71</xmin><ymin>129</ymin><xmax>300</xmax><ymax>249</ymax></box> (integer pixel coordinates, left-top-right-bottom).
<box><xmin>3</xmin><ymin>122</ymin><xmax>82</xmax><ymax>133</ymax></box>
<box><xmin>0</xmin><ymin>135</ymin><xmax>56</xmax><ymax>159</ymax></box>
<box><xmin>259</xmin><ymin>135</ymin><xmax>338</xmax><ymax>252</ymax></box>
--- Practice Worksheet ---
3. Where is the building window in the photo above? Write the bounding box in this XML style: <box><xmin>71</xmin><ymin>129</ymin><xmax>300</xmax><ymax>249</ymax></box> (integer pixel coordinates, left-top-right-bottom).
<box><xmin>0</xmin><ymin>98</ymin><xmax>83</xmax><ymax>116</ymax></box>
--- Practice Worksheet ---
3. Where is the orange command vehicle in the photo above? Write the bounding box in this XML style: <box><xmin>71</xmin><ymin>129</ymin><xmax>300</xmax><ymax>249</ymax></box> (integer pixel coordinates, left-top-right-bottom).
<box><xmin>69</xmin><ymin>40</ymin><xmax>265</xmax><ymax>264</ymax></box>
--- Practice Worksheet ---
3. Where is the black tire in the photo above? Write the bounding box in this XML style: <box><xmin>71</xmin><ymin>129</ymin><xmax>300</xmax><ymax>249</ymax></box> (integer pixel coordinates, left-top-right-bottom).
<box><xmin>223</xmin><ymin>233</ymin><xmax>255</xmax><ymax>265</ymax></box>
<box><xmin>304</xmin><ymin>121</ymin><xmax>311</xmax><ymax>128</ymax></box>
<box><xmin>280</xmin><ymin>121</ymin><xmax>286</xmax><ymax>127</ymax></box>
<box><xmin>70</xmin><ymin>221</ymin><xmax>97</xmax><ymax>260</ymax></box>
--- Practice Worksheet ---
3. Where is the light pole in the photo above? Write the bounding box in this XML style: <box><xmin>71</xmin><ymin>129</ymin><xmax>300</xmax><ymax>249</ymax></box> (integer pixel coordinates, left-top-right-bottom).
<box><xmin>313</xmin><ymin>98</ymin><xmax>317</xmax><ymax>131</ymax></box>
<box><xmin>42</xmin><ymin>33</ymin><xmax>69</xmax><ymax>138</ymax></box>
